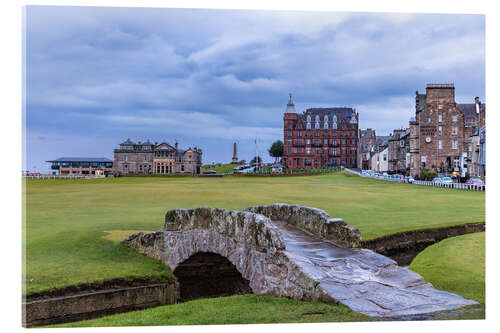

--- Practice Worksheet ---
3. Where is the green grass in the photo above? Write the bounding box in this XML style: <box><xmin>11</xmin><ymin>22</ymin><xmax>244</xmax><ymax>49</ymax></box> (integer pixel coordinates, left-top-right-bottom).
<box><xmin>410</xmin><ymin>232</ymin><xmax>485</xmax><ymax>303</ymax></box>
<box><xmin>24</xmin><ymin>172</ymin><xmax>485</xmax><ymax>294</ymax></box>
<box><xmin>202</xmin><ymin>163</ymin><xmax>240</xmax><ymax>173</ymax></box>
<box><xmin>49</xmin><ymin>294</ymin><xmax>370</xmax><ymax>327</ymax></box>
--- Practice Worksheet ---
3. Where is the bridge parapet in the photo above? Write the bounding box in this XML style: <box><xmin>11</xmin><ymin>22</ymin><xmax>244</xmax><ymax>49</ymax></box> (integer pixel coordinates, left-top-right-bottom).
<box><xmin>245</xmin><ymin>203</ymin><xmax>362</xmax><ymax>248</ymax></box>
<box><xmin>164</xmin><ymin>207</ymin><xmax>285</xmax><ymax>253</ymax></box>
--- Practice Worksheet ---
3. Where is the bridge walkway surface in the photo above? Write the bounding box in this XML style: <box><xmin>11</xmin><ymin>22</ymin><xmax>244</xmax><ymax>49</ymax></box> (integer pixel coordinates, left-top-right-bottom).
<box><xmin>270</xmin><ymin>220</ymin><xmax>476</xmax><ymax>318</ymax></box>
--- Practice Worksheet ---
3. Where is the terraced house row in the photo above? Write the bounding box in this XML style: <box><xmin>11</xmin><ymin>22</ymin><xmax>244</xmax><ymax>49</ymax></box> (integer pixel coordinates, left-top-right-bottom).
<box><xmin>282</xmin><ymin>95</ymin><xmax>359</xmax><ymax>170</ymax></box>
<box><xmin>357</xmin><ymin>83</ymin><xmax>486</xmax><ymax>180</ymax></box>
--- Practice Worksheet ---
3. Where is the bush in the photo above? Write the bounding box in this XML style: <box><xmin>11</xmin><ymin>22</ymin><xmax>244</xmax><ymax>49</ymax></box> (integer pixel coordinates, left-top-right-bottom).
<box><xmin>420</xmin><ymin>168</ymin><xmax>438</xmax><ymax>181</ymax></box>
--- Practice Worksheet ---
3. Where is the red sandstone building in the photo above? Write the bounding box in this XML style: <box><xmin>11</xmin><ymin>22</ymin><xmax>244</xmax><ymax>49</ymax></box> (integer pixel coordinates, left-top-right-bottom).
<box><xmin>282</xmin><ymin>95</ymin><xmax>359</xmax><ymax>170</ymax></box>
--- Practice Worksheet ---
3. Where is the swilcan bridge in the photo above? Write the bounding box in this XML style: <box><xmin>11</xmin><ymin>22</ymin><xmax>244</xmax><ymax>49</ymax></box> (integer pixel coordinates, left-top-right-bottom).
<box><xmin>124</xmin><ymin>203</ymin><xmax>476</xmax><ymax>318</ymax></box>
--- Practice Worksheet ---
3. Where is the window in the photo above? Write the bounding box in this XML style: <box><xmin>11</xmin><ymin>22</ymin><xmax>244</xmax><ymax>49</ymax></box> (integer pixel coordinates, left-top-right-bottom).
<box><xmin>288</xmin><ymin>147</ymin><xmax>292</xmax><ymax>154</ymax></box>
<box><xmin>306</xmin><ymin>148</ymin><xmax>311</xmax><ymax>154</ymax></box>
<box><xmin>315</xmin><ymin>148</ymin><xmax>320</xmax><ymax>154</ymax></box>
<box><xmin>144</xmin><ymin>155</ymin><xmax>148</xmax><ymax>161</ymax></box>
<box><xmin>454</xmin><ymin>157</ymin><xmax>460</xmax><ymax>168</ymax></box>
<box><xmin>124</xmin><ymin>156</ymin><xmax>128</xmax><ymax>162</ymax></box>
<box><xmin>288</xmin><ymin>124</ymin><xmax>292</xmax><ymax>129</ymax></box>
<box><xmin>305</xmin><ymin>159</ymin><xmax>312</xmax><ymax>165</ymax></box>
<box><xmin>298</xmin><ymin>131</ymin><xmax>302</xmax><ymax>137</ymax></box>
<box><xmin>287</xmin><ymin>139</ymin><xmax>292</xmax><ymax>144</ymax></box>
<box><xmin>315</xmin><ymin>131</ymin><xmax>319</xmax><ymax>137</ymax></box>
<box><xmin>306</xmin><ymin>139</ymin><xmax>311</xmax><ymax>145</ymax></box>
<box><xmin>342</xmin><ymin>139</ymin><xmax>346</xmax><ymax>145</ymax></box>
<box><xmin>438</xmin><ymin>126</ymin><xmax>442</xmax><ymax>135</ymax></box>
<box><xmin>452</xmin><ymin>140</ymin><xmax>458</xmax><ymax>149</ymax></box>
<box><xmin>288</xmin><ymin>131</ymin><xmax>292</xmax><ymax>137</ymax></box>
<box><xmin>438</xmin><ymin>140</ymin><xmax>442</xmax><ymax>149</ymax></box>
<box><xmin>400</xmin><ymin>140</ymin><xmax>404</xmax><ymax>147</ymax></box>
<box><xmin>324</xmin><ymin>139</ymin><xmax>328</xmax><ymax>145</ymax></box>
<box><xmin>297</xmin><ymin>158</ymin><xmax>301</xmax><ymax>166</ymax></box>
<box><xmin>452</xmin><ymin>126</ymin><xmax>458</xmax><ymax>135</ymax></box>
<box><xmin>297</xmin><ymin>148</ymin><xmax>302</xmax><ymax>153</ymax></box>
<box><xmin>452</xmin><ymin>114</ymin><xmax>458</xmax><ymax>122</ymax></box>
<box><xmin>438</xmin><ymin>113</ymin><xmax>442</xmax><ymax>122</ymax></box>
<box><xmin>342</xmin><ymin>131</ymin><xmax>346</xmax><ymax>137</ymax></box>
<box><xmin>427</xmin><ymin>117</ymin><xmax>432</xmax><ymax>124</ymax></box>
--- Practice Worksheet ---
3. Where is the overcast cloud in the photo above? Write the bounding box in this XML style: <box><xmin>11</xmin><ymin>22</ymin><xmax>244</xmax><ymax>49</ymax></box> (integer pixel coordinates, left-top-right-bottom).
<box><xmin>24</xmin><ymin>6</ymin><xmax>485</xmax><ymax>172</ymax></box>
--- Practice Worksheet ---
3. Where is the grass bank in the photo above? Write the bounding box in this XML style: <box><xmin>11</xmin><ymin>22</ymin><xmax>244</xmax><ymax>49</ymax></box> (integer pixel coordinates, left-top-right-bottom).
<box><xmin>410</xmin><ymin>232</ymin><xmax>485</xmax><ymax>303</ymax></box>
<box><xmin>48</xmin><ymin>294</ymin><xmax>370</xmax><ymax>327</ymax></box>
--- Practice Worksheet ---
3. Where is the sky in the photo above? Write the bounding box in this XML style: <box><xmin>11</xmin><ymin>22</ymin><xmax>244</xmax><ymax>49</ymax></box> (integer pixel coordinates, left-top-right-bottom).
<box><xmin>24</xmin><ymin>6</ymin><xmax>485</xmax><ymax>172</ymax></box>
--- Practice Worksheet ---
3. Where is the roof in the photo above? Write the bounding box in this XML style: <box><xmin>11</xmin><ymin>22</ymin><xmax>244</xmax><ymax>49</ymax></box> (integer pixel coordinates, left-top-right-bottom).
<box><xmin>47</xmin><ymin>157</ymin><xmax>113</xmax><ymax>163</ymax></box>
<box><xmin>120</xmin><ymin>138</ymin><xmax>136</xmax><ymax>145</ymax></box>
<box><xmin>292</xmin><ymin>107</ymin><xmax>357</xmax><ymax>129</ymax></box>
<box><xmin>457</xmin><ymin>103</ymin><xmax>485</xmax><ymax>118</ymax></box>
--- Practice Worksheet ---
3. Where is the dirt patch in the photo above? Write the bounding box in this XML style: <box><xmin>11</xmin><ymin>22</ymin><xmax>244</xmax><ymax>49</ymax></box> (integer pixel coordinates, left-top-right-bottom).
<box><xmin>24</xmin><ymin>275</ymin><xmax>175</xmax><ymax>302</ymax></box>
<box><xmin>102</xmin><ymin>230</ymin><xmax>154</xmax><ymax>242</ymax></box>
<box><xmin>362</xmin><ymin>222</ymin><xmax>485</xmax><ymax>266</ymax></box>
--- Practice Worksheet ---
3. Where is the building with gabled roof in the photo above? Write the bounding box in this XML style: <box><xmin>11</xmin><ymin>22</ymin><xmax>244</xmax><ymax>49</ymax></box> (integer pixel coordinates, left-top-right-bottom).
<box><xmin>282</xmin><ymin>94</ymin><xmax>359</xmax><ymax>170</ymax></box>
<box><xmin>408</xmin><ymin>83</ymin><xmax>485</xmax><ymax>179</ymax></box>
<box><xmin>113</xmin><ymin>139</ymin><xmax>202</xmax><ymax>175</ymax></box>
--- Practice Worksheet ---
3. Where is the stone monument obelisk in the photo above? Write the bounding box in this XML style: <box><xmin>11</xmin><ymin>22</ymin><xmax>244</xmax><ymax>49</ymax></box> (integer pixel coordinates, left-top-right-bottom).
<box><xmin>232</xmin><ymin>142</ymin><xmax>238</xmax><ymax>163</ymax></box>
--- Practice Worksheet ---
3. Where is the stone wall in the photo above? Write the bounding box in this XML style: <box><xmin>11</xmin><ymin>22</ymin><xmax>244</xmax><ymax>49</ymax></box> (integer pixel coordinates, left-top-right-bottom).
<box><xmin>23</xmin><ymin>282</ymin><xmax>179</xmax><ymax>327</ymax></box>
<box><xmin>245</xmin><ymin>204</ymin><xmax>361</xmax><ymax>248</ymax></box>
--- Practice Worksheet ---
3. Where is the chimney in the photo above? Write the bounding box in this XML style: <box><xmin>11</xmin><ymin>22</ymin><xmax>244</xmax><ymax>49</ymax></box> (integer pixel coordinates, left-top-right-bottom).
<box><xmin>475</xmin><ymin>96</ymin><xmax>480</xmax><ymax>114</ymax></box>
<box><xmin>175</xmin><ymin>141</ymin><xmax>178</xmax><ymax>150</ymax></box>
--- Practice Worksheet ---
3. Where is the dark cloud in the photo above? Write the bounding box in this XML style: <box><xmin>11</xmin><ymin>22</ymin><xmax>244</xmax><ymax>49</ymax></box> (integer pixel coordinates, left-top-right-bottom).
<box><xmin>24</xmin><ymin>6</ymin><xmax>485</xmax><ymax>172</ymax></box>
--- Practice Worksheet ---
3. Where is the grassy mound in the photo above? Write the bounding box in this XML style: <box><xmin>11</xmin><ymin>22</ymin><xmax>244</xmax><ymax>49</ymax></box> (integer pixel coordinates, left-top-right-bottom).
<box><xmin>410</xmin><ymin>232</ymin><xmax>485</xmax><ymax>303</ymax></box>
<box><xmin>202</xmin><ymin>163</ymin><xmax>240</xmax><ymax>173</ymax></box>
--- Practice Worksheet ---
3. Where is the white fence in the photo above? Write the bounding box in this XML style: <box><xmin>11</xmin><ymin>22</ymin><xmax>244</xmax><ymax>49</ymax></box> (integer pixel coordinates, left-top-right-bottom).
<box><xmin>413</xmin><ymin>180</ymin><xmax>485</xmax><ymax>191</ymax></box>
<box><xmin>345</xmin><ymin>168</ymin><xmax>485</xmax><ymax>191</ymax></box>
<box><xmin>23</xmin><ymin>175</ymin><xmax>108</xmax><ymax>180</ymax></box>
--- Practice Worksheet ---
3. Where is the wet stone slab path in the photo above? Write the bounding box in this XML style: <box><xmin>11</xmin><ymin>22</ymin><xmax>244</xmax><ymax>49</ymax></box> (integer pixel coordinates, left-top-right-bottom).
<box><xmin>270</xmin><ymin>220</ymin><xmax>477</xmax><ymax>317</ymax></box>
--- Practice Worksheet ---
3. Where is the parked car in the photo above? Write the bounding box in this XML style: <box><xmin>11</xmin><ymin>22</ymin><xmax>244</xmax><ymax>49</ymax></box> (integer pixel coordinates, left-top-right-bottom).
<box><xmin>432</xmin><ymin>177</ymin><xmax>443</xmax><ymax>183</ymax></box>
<box><xmin>466</xmin><ymin>178</ymin><xmax>485</xmax><ymax>186</ymax></box>
<box><xmin>203</xmin><ymin>170</ymin><xmax>217</xmax><ymax>174</ymax></box>
<box><xmin>405</xmin><ymin>176</ymin><xmax>415</xmax><ymax>183</ymax></box>
<box><xmin>441</xmin><ymin>176</ymin><xmax>453</xmax><ymax>184</ymax></box>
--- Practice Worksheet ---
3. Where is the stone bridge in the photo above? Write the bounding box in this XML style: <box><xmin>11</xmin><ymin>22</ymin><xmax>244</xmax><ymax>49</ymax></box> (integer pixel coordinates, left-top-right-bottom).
<box><xmin>124</xmin><ymin>203</ymin><xmax>476</xmax><ymax>318</ymax></box>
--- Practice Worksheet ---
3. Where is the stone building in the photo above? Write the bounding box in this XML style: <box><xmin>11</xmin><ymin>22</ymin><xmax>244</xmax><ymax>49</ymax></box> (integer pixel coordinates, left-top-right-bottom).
<box><xmin>388</xmin><ymin>128</ymin><xmax>410</xmax><ymax>175</ymax></box>
<box><xmin>113</xmin><ymin>139</ymin><xmax>202</xmax><ymax>175</ymax></box>
<box><xmin>408</xmin><ymin>84</ymin><xmax>485</xmax><ymax>178</ymax></box>
<box><xmin>282</xmin><ymin>95</ymin><xmax>359</xmax><ymax>170</ymax></box>
<box><xmin>358</xmin><ymin>128</ymin><xmax>376</xmax><ymax>170</ymax></box>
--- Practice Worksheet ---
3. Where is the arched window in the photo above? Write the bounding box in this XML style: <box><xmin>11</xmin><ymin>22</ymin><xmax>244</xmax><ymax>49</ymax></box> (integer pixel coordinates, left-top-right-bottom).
<box><xmin>315</xmin><ymin>115</ymin><xmax>320</xmax><ymax>129</ymax></box>
<box><xmin>306</xmin><ymin>115</ymin><xmax>311</xmax><ymax>129</ymax></box>
<box><xmin>332</xmin><ymin>115</ymin><xmax>338</xmax><ymax>129</ymax></box>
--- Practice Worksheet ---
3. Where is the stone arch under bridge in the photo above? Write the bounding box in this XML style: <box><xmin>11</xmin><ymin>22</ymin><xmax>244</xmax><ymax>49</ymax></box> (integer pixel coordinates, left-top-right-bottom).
<box><xmin>124</xmin><ymin>203</ymin><xmax>476</xmax><ymax>317</ymax></box>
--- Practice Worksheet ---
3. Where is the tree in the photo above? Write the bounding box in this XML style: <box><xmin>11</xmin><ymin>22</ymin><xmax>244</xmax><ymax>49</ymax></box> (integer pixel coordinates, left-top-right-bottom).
<box><xmin>268</xmin><ymin>140</ymin><xmax>283</xmax><ymax>163</ymax></box>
